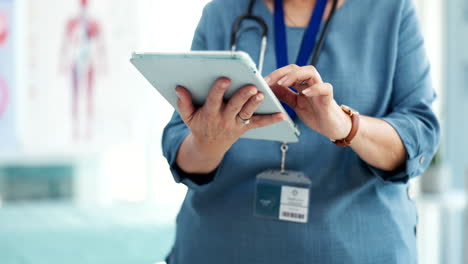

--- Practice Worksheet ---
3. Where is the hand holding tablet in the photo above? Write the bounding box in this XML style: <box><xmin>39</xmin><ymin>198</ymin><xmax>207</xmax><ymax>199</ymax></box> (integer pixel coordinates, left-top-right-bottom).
<box><xmin>130</xmin><ymin>51</ymin><xmax>300</xmax><ymax>142</ymax></box>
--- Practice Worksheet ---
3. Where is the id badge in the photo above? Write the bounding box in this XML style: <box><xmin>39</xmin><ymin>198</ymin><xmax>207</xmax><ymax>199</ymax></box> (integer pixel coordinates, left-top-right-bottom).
<box><xmin>254</xmin><ymin>170</ymin><xmax>311</xmax><ymax>224</ymax></box>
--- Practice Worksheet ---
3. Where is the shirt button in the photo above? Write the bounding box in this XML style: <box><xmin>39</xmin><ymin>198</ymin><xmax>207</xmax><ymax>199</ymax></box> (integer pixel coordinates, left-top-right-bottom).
<box><xmin>419</xmin><ymin>156</ymin><xmax>425</xmax><ymax>164</ymax></box>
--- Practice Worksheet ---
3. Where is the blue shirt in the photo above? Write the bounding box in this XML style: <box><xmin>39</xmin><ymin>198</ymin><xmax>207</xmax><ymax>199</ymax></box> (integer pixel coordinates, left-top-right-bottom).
<box><xmin>162</xmin><ymin>0</ymin><xmax>440</xmax><ymax>263</ymax></box>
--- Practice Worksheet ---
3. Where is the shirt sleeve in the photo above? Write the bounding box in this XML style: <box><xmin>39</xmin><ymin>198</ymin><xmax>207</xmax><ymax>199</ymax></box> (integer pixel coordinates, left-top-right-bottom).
<box><xmin>367</xmin><ymin>0</ymin><xmax>440</xmax><ymax>183</ymax></box>
<box><xmin>190</xmin><ymin>4</ymin><xmax>209</xmax><ymax>51</ymax></box>
<box><xmin>161</xmin><ymin>3</ymin><xmax>224</xmax><ymax>190</ymax></box>
<box><xmin>162</xmin><ymin>112</ymin><xmax>225</xmax><ymax>190</ymax></box>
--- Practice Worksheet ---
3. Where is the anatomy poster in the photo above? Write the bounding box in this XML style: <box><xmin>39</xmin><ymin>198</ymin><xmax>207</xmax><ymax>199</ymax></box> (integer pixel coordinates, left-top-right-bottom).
<box><xmin>0</xmin><ymin>0</ymin><xmax>17</xmax><ymax>151</ymax></box>
<box><xmin>60</xmin><ymin>0</ymin><xmax>107</xmax><ymax>141</ymax></box>
<box><xmin>22</xmin><ymin>0</ymin><xmax>140</xmax><ymax>151</ymax></box>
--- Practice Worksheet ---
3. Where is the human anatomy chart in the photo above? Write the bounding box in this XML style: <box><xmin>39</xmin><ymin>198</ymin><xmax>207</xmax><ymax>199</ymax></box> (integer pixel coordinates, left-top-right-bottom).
<box><xmin>60</xmin><ymin>0</ymin><xmax>106</xmax><ymax>141</ymax></box>
<box><xmin>23</xmin><ymin>0</ymin><xmax>138</xmax><ymax>150</ymax></box>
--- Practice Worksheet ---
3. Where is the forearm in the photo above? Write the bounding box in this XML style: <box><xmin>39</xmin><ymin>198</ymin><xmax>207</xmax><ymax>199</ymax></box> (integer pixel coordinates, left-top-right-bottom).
<box><xmin>176</xmin><ymin>133</ymin><xmax>225</xmax><ymax>174</ymax></box>
<box><xmin>350</xmin><ymin>115</ymin><xmax>407</xmax><ymax>171</ymax></box>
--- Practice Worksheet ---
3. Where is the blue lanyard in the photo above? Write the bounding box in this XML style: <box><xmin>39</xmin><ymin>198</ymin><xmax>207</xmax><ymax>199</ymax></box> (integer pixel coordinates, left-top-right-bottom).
<box><xmin>274</xmin><ymin>0</ymin><xmax>327</xmax><ymax>119</ymax></box>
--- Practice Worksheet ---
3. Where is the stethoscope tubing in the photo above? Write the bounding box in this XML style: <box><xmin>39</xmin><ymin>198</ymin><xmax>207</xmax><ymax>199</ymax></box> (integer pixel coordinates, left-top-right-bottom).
<box><xmin>231</xmin><ymin>0</ymin><xmax>339</xmax><ymax>71</ymax></box>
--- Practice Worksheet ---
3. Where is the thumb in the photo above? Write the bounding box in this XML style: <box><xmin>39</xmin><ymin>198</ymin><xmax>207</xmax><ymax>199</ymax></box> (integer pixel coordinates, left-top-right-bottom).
<box><xmin>270</xmin><ymin>84</ymin><xmax>297</xmax><ymax>109</ymax></box>
<box><xmin>176</xmin><ymin>86</ymin><xmax>195</xmax><ymax>122</ymax></box>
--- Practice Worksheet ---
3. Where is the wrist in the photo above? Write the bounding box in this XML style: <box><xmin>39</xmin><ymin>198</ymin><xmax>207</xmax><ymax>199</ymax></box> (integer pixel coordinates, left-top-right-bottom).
<box><xmin>336</xmin><ymin>106</ymin><xmax>353</xmax><ymax>140</ymax></box>
<box><xmin>332</xmin><ymin>105</ymin><xmax>360</xmax><ymax>147</ymax></box>
<box><xmin>327</xmin><ymin>102</ymin><xmax>352</xmax><ymax>140</ymax></box>
<box><xmin>176</xmin><ymin>133</ymin><xmax>225</xmax><ymax>174</ymax></box>
<box><xmin>189</xmin><ymin>134</ymin><xmax>227</xmax><ymax>161</ymax></box>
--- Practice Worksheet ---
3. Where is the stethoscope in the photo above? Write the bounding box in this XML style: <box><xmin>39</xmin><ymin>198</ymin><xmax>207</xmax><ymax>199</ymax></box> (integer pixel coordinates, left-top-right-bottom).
<box><xmin>230</xmin><ymin>0</ymin><xmax>339</xmax><ymax>74</ymax></box>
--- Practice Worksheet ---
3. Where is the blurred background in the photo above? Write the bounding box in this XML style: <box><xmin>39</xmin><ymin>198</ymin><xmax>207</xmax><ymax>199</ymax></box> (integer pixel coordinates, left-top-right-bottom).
<box><xmin>0</xmin><ymin>0</ymin><xmax>466</xmax><ymax>263</ymax></box>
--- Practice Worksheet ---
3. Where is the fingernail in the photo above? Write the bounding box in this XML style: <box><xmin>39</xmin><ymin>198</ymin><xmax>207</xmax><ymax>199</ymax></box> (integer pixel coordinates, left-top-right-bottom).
<box><xmin>279</xmin><ymin>113</ymin><xmax>286</xmax><ymax>120</ymax></box>
<box><xmin>220</xmin><ymin>81</ymin><xmax>229</xmax><ymax>89</ymax></box>
<box><xmin>264</xmin><ymin>76</ymin><xmax>271</xmax><ymax>85</ymax></box>
<box><xmin>256</xmin><ymin>93</ymin><xmax>264</xmax><ymax>101</ymax></box>
<box><xmin>277</xmin><ymin>76</ymin><xmax>288</xmax><ymax>86</ymax></box>
<box><xmin>248</xmin><ymin>89</ymin><xmax>257</xmax><ymax>96</ymax></box>
<box><xmin>302</xmin><ymin>88</ymin><xmax>312</xmax><ymax>96</ymax></box>
<box><xmin>175</xmin><ymin>90</ymin><xmax>181</xmax><ymax>98</ymax></box>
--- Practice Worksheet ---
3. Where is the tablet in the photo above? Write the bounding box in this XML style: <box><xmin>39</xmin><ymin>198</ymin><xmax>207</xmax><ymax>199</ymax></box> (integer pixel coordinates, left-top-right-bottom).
<box><xmin>130</xmin><ymin>51</ymin><xmax>300</xmax><ymax>142</ymax></box>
